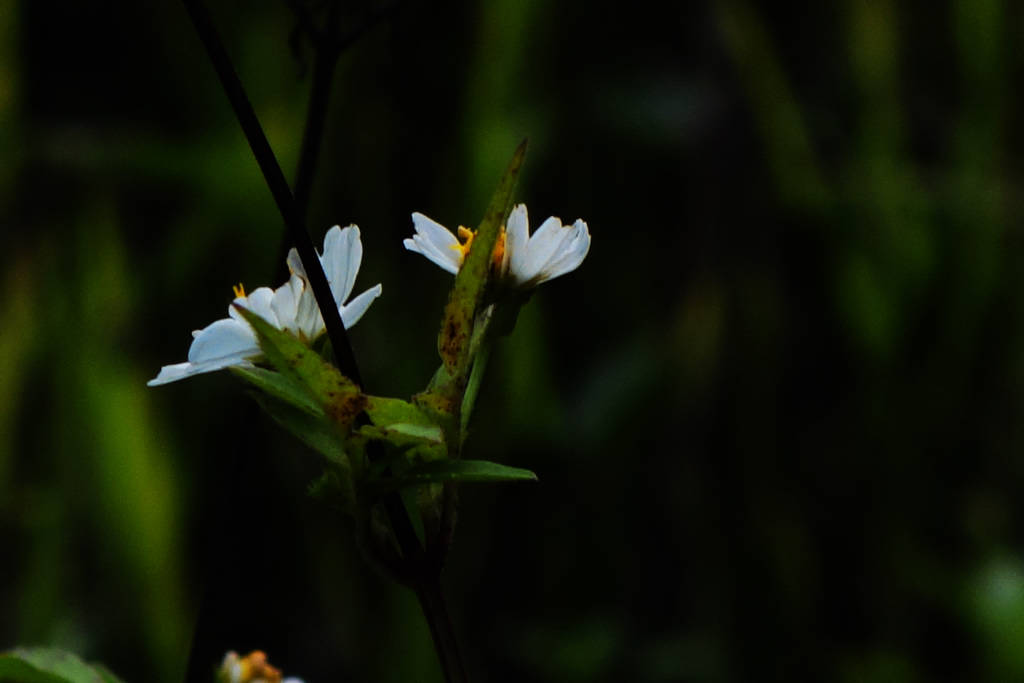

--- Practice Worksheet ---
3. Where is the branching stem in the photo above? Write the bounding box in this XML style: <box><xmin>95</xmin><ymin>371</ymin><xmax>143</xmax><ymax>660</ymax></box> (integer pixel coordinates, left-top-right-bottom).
<box><xmin>178</xmin><ymin>1</ymin><xmax>468</xmax><ymax>680</ymax></box>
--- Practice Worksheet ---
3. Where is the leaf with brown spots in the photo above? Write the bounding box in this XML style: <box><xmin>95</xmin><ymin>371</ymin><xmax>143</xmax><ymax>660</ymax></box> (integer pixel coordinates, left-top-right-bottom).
<box><xmin>234</xmin><ymin>305</ymin><xmax>363</xmax><ymax>431</ymax></box>
<box><xmin>436</xmin><ymin>139</ymin><xmax>526</xmax><ymax>378</ymax></box>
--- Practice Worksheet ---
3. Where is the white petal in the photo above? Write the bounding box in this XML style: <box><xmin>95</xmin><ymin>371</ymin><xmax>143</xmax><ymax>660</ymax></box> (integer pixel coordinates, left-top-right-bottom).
<box><xmin>406</xmin><ymin>219</ymin><xmax>460</xmax><ymax>267</ymax></box>
<box><xmin>536</xmin><ymin>219</ymin><xmax>591</xmax><ymax>282</ymax></box>
<box><xmin>504</xmin><ymin>204</ymin><xmax>529</xmax><ymax>280</ymax></box>
<box><xmin>521</xmin><ymin>215</ymin><xmax>574</xmax><ymax>280</ymax></box>
<box><xmin>187</xmin><ymin>318</ymin><xmax>259</xmax><ymax>364</ymax></box>
<box><xmin>412</xmin><ymin>212</ymin><xmax>459</xmax><ymax>250</ymax></box>
<box><xmin>406</xmin><ymin>213</ymin><xmax>462</xmax><ymax>274</ymax></box>
<box><xmin>404</xmin><ymin>235</ymin><xmax>460</xmax><ymax>275</ymax></box>
<box><xmin>294</xmin><ymin>276</ymin><xmax>325</xmax><ymax>339</ymax></box>
<box><xmin>323</xmin><ymin>225</ymin><xmax>361</xmax><ymax>306</ymax></box>
<box><xmin>236</xmin><ymin>287</ymin><xmax>280</xmax><ymax>327</ymax></box>
<box><xmin>340</xmin><ymin>283</ymin><xmax>382</xmax><ymax>328</ymax></box>
<box><xmin>147</xmin><ymin>357</ymin><xmax>256</xmax><ymax>386</ymax></box>
<box><xmin>286</xmin><ymin>247</ymin><xmax>305</xmax><ymax>277</ymax></box>
<box><xmin>271</xmin><ymin>275</ymin><xmax>303</xmax><ymax>331</ymax></box>
<box><xmin>148</xmin><ymin>362</ymin><xmax>200</xmax><ymax>386</ymax></box>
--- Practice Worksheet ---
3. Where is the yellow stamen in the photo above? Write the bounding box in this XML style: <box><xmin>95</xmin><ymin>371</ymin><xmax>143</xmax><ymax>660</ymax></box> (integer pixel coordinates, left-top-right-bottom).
<box><xmin>236</xmin><ymin>651</ymin><xmax>282</xmax><ymax>683</ymax></box>
<box><xmin>449</xmin><ymin>225</ymin><xmax>507</xmax><ymax>269</ymax></box>
<box><xmin>449</xmin><ymin>226</ymin><xmax>476</xmax><ymax>263</ymax></box>
<box><xmin>232</xmin><ymin>282</ymin><xmax>246</xmax><ymax>299</ymax></box>
<box><xmin>492</xmin><ymin>228</ymin><xmax>506</xmax><ymax>269</ymax></box>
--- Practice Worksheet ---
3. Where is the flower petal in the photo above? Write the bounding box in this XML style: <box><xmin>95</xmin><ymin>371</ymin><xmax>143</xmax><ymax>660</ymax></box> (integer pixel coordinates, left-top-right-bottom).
<box><xmin>187</xmin><ymin>318</ymin><xmax>259</xmax><ymax>365</ymax></box>
<box><xmin>293</xmin><ymin>275</ymin><xmax>325</xmax><ymax>339</ymax></box>
<box><xmin>147</xmin><ymin>362</ymin><xmax>201</xmax><ymax>386</ymax></box>
<box><xmin>271</xmin><ymin>276</ymin><xmax>301</xmax><ymax>331</ymax></box>
<box><xmin>406</xmin><ymin>213</ymin><xmax>462</xmax><ymax>274</ymax></box>
<box><xmin>521</xmin><ymin>215</ymin><xmax>574</xmax><ymax>280</ymax></box>
<box><xmin>504</xmin><ymin>204</ymin><xmax>529</xmax><ymax>280</ymax></box>
<box><xmin>229</xmin><ymin>286</ymin><xmax>279</xmax><ymax>328</ymax></box>
<box><xmin>340</xmin><ymin>283</ymin><xmax>383</xmax><ymax>328</ymax></box>
<box><xmin>286</xmin><ymin>247</ymin><xmax>305</xmax><ymax>278</ymax></box>
<box><xmin>535</xmin><ymin>219</ymin><xmax>591</xmax><ymax>282</ymax></box>
<box><xmin>322</xmin><ymin>225</ymin><xmax>361</xmax><ymax>306</ymax></box>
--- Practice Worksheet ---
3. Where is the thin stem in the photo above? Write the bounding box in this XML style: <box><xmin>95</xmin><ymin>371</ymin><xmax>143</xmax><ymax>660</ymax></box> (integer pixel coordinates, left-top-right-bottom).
<box><xmin>179</xmin><ymin>0</ymin><xmax>363</xmax><ymax>386</ymax></box>
<box><xmin>292</xmin><ymin>44</ymin><xmax>339</xmax><ymax>227</ymax></box>
<box><xmin>276</xmin><ymin>0</ymin><xmax>400</xmax><ymax>279</ymax></box>
<box><xmin>416</xmin><ymin>579</ymin><xmax>470</xmax><ymax>683</ymax></box>
<box><xmin>292</xmin><ymin>4</ymin><xmax>340</xmax><ymax>226</ymax></box>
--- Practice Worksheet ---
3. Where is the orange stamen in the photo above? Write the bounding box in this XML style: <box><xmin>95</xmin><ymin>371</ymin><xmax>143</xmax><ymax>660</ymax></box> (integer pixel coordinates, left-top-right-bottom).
<box><xmin>232</xmin><ymin>282</ymin><xmax>246</xmax><ymax>298</ymax></box>
<box><xmin>492</xmin><ymin>228</ymin><xmax>506</xmax><ymax>269</ymax></box>
<box><xmin>449</xmin><ymin>226</ymin><xmax>507</xmax><ymax>270</ymax></box>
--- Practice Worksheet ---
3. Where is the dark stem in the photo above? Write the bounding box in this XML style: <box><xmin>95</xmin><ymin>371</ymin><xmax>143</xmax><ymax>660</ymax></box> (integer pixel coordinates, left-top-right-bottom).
<box><xmin>292</xmin><ymin>44</ymin><xmax>339</xmax><ymax>226</ymax></box>
<box><xmin>179</xmin><ymin>0</ymin><xmax>362</xmax><ymax>386</ymax></box>
<box><xmin>179</xmin><ymin>2</ymin><xmax>468</xmax><ymax>680</ymax></box>
<box><xmin>277</xmin><ymin>0</ymin><xmax>399</xmax><ymax>278</ymax></box>
<box><xmin>416</xmin><ymin>578</ymin><xmax>470</xmax><ymax>683</ymax></box>
<box><xmin>292</xmin><ymin>4</ymin><xmax>340</xmax><ymax>227</ymax></box>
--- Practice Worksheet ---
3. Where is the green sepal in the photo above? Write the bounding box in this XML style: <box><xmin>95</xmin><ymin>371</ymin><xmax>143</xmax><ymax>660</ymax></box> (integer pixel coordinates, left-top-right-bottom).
<box><xmin>0</xmin><ymin>647</ymin><xmax>126</xmax><ymax>683</ymax></box>
<box><xmin>434</xmin><ymin>139</ymin><xmax>527</xmax><ymax>385</ymax></box>
<box><xmin>366</xmin><ymin>459</ymin><xmax>538</xmax><ymax>495</ymax></box>
<box><xmin>233</xmin><ymin>306</ymin><xmax>365</xmax><ymax>429</ymax></box>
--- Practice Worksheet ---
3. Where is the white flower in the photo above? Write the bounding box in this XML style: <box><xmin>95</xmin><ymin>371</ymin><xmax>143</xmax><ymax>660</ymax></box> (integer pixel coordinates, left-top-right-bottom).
<box><xmin>149</xmin><ymin>225</ymin><xmax>381</xmax><ymax>386</ymax></box>
<box><xmin>404</xmin><ymin>203</ymin><xmax>590</xmax><ymax>289</ymax></box>
<box><xmin>218</xmin><ymin>650</ymin><xmax>304</xmax><ymax>683</ymax></box>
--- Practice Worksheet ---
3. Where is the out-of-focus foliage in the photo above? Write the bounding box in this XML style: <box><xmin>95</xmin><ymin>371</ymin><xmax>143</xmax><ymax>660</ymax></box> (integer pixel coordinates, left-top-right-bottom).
<box><xmin>5</xmin><ymin>0</ymin><xmax>1024</xmax><ymax>681</ymax></box>
<box><xmin>0</xmin><ymin>646</ymin><xmax>127</xmax><ymax>683</ymax></box>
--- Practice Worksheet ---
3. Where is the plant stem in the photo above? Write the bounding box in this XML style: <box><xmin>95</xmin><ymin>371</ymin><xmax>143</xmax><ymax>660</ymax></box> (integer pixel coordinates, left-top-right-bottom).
<box><xmin>278</xmin><ymin>0</ymin><xmax>399</xmax><ymax>278</ymax></box>
<box><xmin>178</xmin><ymin>3</ymin><xmax>470</xmax><ymax>680</ymax></box>
<box><xmin>179</xmin><ymin>0</ymin><xmax>363</xmax><ymax>386</ymax></box>
<box><xmin>291</xmin><ymin>5</ymin><xmax>340</xmax><ymax>228</ymax></box>
<box><xmin>416</xmin><ymin>578</ymin><xmax>471</xmax><ymax>683</ymax></box>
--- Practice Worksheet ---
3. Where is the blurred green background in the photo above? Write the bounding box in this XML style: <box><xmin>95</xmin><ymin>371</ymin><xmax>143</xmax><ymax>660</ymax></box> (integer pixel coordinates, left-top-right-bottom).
<box><xmin>4</xmin><ymin>0</ymin><xmax>1024</xmax><ymax>680</ymax></box>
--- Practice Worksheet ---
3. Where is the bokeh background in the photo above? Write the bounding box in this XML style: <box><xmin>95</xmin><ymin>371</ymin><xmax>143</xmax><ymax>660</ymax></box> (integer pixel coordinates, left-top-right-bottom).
<box><xmin>4</xmin><ymin>0</ymin><xmax>1024</xmax><ymax>680</ymax></box>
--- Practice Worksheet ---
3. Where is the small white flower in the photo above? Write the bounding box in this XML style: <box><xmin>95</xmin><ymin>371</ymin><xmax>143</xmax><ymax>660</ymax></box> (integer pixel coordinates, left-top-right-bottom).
<box><xmin>217</xmin><ymin>650</ymin><xmax>304</xmax><ymax>683</ymax></box>
<box><xmin>149</xmin><ymin>225</ymin><xmax>381</xmax><ymax>386</ymax></box>
<box><xmin>404</xmin><ymin>203</ymin><xmax>590</xmax><ymax>289</ymax></box>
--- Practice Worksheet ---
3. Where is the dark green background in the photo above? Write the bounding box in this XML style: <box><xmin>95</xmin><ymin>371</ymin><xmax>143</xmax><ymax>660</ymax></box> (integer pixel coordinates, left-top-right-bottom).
<box><xmin>3</xmin><ymin>0</ymin><xmax>1024</xmax><ymax>680</ymax></box>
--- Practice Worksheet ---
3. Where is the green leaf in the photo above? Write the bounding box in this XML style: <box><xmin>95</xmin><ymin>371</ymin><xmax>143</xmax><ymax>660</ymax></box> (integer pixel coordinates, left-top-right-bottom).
<box><xmin>230</xmin><ymin>366</ymin><xmax>322</xmax><ymax>417</ymax></box>
<box><xmin>233</xmin><ymin>306</ymin><xmax>365</xmax><ymax>428</ymax></box>
<box><xmin>364</xmin><ymin>394</ymin><xmax>450</xmax><ymax>457</ymax></box>
<box><xmin>0</xmin><ymin>648</ymin><xmax>126</xmax><ymax>683</ymax></box>
<box><xmin>437</xmin><ymin>139</ymin><xmax>527</xmax><ymax>380</ymax></box>
<box><xmin>364</xmin><ymin>395</ymin><xmax>438</xmax><ymax>429</ymax></box>
<box><xmin>249</xmin><ymin>392</ymin><xmax>350</xmax><ymax>468</ymax></box>
<box><xmin>360</xmin><ymin>422</ymin><xmax>444</xmax><ymax>446</ymax></box>
<box><xmin>368</xmin><ymin>459</ymin><xmax>537</xmax><ymax>495</ymax></box>
<box><xmin>91</xmin><ymin>666</ymin><xmax>125</xmax><ymax>683</ymax></box>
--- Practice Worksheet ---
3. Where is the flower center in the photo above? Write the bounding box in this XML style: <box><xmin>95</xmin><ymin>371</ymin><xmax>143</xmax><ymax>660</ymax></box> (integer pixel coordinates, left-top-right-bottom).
<box><xmin>449</xmin><ymin>226</ymin><xmax>507</xmax><ymax>269</ymax></box>
<box><xmin>233</xmin><ymin>282</ymin><xmax>247</xmax><ymax>298</ymax></box>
